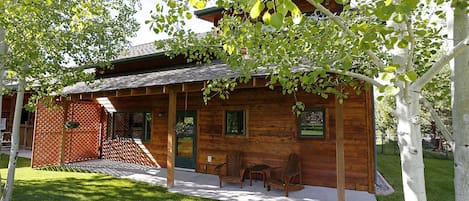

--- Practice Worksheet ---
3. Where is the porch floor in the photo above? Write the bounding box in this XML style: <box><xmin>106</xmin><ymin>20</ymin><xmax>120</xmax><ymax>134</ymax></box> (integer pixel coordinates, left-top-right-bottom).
<box><xmin>65</xmin><ymin>159</ymin><xmax>377</xmax><ymax>201</ymax></box>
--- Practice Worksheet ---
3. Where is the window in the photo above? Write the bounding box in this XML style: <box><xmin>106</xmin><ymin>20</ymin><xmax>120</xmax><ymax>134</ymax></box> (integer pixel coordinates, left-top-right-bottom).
<box><xmin>299</xmin><ymin>109</ymin><xmax>325</xmax><ymax>138</ymax></box>
<box><xmin>111</xmin><ymin>112</ymin><xmax>152</xmax><ymax>141</ymax></box>
<box><xmin>225</xmin><ymin>110</ymin><xmax>245</xmax><ymax>135</ymax></box>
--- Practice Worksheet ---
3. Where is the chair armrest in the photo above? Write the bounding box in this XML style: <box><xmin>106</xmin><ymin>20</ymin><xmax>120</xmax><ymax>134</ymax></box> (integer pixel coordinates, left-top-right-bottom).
<box><xmin>215</xmin><ymin>163</ymin><xmax>227</xmax><ymax>175</ymax></box>
<box><xmin>268</xmin><ymin>166</ymin><xmax>283</xmax><ymax>179</ymax></box>
<box><xmin>215</xmin><ymin>163</ymin><xmax>226</xmax><ymax>170</ymax></box>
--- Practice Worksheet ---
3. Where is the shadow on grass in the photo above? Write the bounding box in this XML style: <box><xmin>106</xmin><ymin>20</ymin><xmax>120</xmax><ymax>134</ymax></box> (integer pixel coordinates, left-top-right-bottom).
<box><xmin>12</xmin><ymin>174</ymin><xmax>211</xmax><ymax>201</ymax></box>
<box><xmin>0</xmin><ymin>155</ymin><xmax>211</xmax><ymax>201</ymax></box>
<box><xmin>0</xmin><ymin>154</ymin><xmax>30</xmax><ymax>168</ymax></box>
<box><xmin>377</xmin><ymin>144</ymin><xmax>454</xmax><ymax>201</ymax></box>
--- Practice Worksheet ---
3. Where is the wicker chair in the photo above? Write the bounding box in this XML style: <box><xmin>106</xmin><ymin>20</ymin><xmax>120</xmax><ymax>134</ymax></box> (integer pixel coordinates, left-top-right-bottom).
<box><xmin>215</xmin><ymin>150</ymin><xmax>246</xmax><ymax>188</ymax></box>
<box><xmin>266</xmin><ymin>153</ymin><xmax>304</xmax><ymax>197</ymax></box>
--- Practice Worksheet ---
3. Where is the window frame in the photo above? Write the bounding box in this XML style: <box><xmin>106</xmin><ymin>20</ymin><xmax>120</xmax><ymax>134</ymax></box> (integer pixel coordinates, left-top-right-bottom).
<box><xmin>110</xmin><ymin>112</ymin><xmax>152</xmax><ymax>142</ymax></box>
<box><xmin>298</xmin><ymin>108</ymin><xmax>326</xmax><ymax>139</ymax></box>
<box><xmin>224</xmin><ymin>110</ymin><xmax>246</xmax><ymax>136</ymax></box>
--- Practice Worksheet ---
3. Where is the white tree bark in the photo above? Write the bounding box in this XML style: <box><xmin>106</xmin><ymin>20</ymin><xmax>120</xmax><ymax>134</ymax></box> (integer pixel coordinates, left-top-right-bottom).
<box><xmin>396</xmin><ymin>89</ymin><xmax>427</xmax><ymax>201</ymax></box>
<box><xmin>1</xmin><ymin>79</ymin><xmax>25</xmax><ymax>201</ymax></box>
<box><xmin>0</xmin><ymin>25</ymin><xmax>6</xmax><ymax>197</ymax></box>
<box><xmin>390</xmin><ymin>13</ymin><xmax>428</xmax><ymax>200</ymax></box>
<box><xmin>449</xmin><ymin>5</ymin><xmax>469</xmax><ymax>201</ymax></box>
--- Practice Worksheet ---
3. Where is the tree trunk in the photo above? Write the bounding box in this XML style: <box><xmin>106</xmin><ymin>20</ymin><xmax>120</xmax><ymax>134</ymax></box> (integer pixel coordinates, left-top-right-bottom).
<box><xmin>1</xmin><ymin>79</ymin><xmax>25</xmax><ymax>201</ymax></box>
<box><xmin>396</xmin><ymin>88</ymin><xmax>427</xmax><ymax>201</ymax></box>
<box><xmin>391</xmin><ymin>14</ymin><xmax>427</xmax><ymax>200</ymax></box>
<box><xmin>450</xmin><ymin>6</ymin><xmax>469</xmax><ymax>201</ymax></box>
<box><xmin>0</xmin><ymin>25</ymin><xmax>6</xmax><ymax>197</ymax></box>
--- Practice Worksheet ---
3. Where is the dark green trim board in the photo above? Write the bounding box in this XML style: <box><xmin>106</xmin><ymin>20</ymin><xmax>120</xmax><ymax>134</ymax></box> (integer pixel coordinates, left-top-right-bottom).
<box><xmin>194</xmin><ymin>7</ymin><xmax>225</xmax><ymax>17</ymax></box>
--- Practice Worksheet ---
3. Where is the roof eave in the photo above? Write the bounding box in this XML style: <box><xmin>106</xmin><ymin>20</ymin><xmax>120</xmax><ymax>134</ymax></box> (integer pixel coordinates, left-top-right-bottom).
<box><xmin>194</xmin><ymin>7</ymin><xmax>225</xmax><ymax>18</ymax></box>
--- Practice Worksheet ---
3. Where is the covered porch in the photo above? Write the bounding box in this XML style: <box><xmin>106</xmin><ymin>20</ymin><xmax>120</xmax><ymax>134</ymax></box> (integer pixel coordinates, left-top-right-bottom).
<box><xmin>64</xmin><ymin>159</ymin><xmax>376</xmax><ymax>201</ymax></box>
<box><xmin>31</xmin><ymin>43</ymin><xmax>377</xmax><ymax>200</ymax></box>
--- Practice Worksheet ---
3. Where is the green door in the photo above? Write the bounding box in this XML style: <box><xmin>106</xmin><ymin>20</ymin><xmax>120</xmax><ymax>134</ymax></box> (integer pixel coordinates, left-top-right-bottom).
<box><xmin>175</xmin><ymin>111</ymin><xmax>197</xmax><ymax>169</ymax></box>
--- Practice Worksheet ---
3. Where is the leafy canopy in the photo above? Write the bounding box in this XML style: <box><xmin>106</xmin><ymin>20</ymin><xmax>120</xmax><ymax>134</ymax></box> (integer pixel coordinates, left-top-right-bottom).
<box><xmin>148</xmin><ymin>0</ymin><xmax>459</xmax><ymax>108</ymax></box>
<box><xmin>0</xmin><ymin>0</ymin><xmax>139</xmax><ymax>109</ymax></box>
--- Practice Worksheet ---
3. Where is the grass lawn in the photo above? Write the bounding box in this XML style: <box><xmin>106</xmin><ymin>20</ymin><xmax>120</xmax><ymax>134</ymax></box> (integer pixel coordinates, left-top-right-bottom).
<box><xmin>377</xmin><ymin>145</ymin><xmax>454</xmax><ymax>201</ymax></box>
<box><xmin>0</xmin><ymin>155</ymin><xmax>213</xmax><ymax>201</ymax></box>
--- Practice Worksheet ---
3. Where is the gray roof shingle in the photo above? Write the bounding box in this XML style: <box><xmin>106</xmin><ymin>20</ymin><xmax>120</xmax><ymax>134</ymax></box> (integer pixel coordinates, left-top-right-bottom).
<box><xmin>114</xmin><ymin>42</ymin><xmax>164</xmax><ymax>61</ymax></box>
<box><xmin>62</xmin><ymin>60</ymin><xmax>264</xmax><ymax>94</ymax></box>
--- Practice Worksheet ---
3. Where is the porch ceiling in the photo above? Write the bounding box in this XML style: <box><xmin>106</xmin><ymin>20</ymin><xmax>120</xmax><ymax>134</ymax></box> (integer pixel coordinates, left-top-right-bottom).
<box><xmin>62</xmin><ymin>60</ymin><xmax>267</xmax><ymax>96</ymax></box>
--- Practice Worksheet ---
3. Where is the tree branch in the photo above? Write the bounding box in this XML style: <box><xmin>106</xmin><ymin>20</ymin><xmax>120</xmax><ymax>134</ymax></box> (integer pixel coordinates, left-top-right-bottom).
<box><xmin>298</xmin><ymin>64</ymin><xmax>385</xmax><ymax>88</ymax></box>
<box><xmin>411</xmin><ymin>35</ymin><xmax>469</xmax><ymax>90</ymax></box>
<box><xmin>304</xmin><ymin>0</ymin><xmax>387</xmax><ymax>70</ymax></box>
<box><xmin>420</xmin><ymin>97</ymin><xmax>454</xmax><ymax>151</ymax></box>
<box><xmin>405</xmin><ymin>17</ymin><xmax>416</xmax><ymax>72</ymax></box>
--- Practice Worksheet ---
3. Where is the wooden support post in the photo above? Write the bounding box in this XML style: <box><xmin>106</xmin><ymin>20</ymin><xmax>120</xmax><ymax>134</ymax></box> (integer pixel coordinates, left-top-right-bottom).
<box><xmin>60</xmin><ymin>100</ymin><xmax>69</xmax><ymax>165</ymax></box>
<box><xmin>167</xmin><ymin>89</ymin><xmax>177</xmax><ymax>188</ymax></box>
<box><xmin>335</xmin><ymin>98</ymin><xmax>345</xmax><ymax>201</ymax></box>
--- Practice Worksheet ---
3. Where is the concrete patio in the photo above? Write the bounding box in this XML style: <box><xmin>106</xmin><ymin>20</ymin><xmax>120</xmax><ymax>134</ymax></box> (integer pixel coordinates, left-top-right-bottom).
<box><xmin>65</xmin><ymin>159</ymin><xmax>377</xmax><ymax>201</ymax></box>
<box><xmin>0</xmin><ymin>148</ymin><xmax>379</xmax><ymax>201</ymax></box>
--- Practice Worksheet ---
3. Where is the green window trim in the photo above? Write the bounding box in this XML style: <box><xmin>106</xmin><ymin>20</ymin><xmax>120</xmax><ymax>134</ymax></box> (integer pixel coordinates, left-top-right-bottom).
<box><xmin>298</xmin><ymin>109</ymin><xmax>325</xmax><ymax>138</ymax></box>
<box><xmin>225</xmin><ymin>110</ymin><xmax>246</xmax><ymax>135</ymax></box>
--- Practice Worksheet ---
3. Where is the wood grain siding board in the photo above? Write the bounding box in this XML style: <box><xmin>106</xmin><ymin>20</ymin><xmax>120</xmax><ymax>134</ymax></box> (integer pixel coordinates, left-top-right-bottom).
<box><xmin>365</xmin><ymin>89</ymin><xmax>375</xmax><ymax>193</ymax></box>
<box><xmin>90</xmin><ymin>86</ymin><xmax>374</xmax><ymax>192</ymax></box>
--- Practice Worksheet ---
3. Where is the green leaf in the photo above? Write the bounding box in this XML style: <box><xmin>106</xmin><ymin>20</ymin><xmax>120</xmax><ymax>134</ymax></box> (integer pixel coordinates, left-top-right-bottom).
<box><xmin>401</xmin><ymin>0</ymin><xmax>419</xmax><ymax>12</ymax></box>
<box><xmin>185</xmin><ymin>12</ymin><xmax>193</xmax><ymax>19</ymax></box>
<box><xmin>335</xmin><ymin>0</ymin><xmax>349</xmax><ymax>4</ymax></box>
<box><xmin>321</xmin><ymin>93</ymin><xmax>329</xmax><ymax>99</ymax></box>
<box><xmin>385</xmin><ymin>0</ymin><xmax>393</xmax><ymax>6</ymax></box>
<box><xmin>223</xmin><ymin>44</ymin><xmax>235</xmax><ymax>55</ymax></box>
<box><xmin>271</xmin><ymin>13</ymin><xmax>284</xmax><ymax>29</ymax></box>
<box><xmin>406</xmin><ymin>71</ymin><xmax>418</xmax><ymax>81</ymax></box>
<box><xmin>384</xmin><ymin>85</ymin><xmax>400</xmax><ymax>95</ymax></box>
<box><xmin>189</xmin><ymin>0</ymin><xmax>207</xmax><ymax>9</ymax></box>
<box><xmin>377</xmin><ymin>96</ymin><xmax>384</xmax><ymax>101</ymax></box>
<box><xmin>262</xmin><ymin>12</ymin><xmax>272</xmax><ymax>24</ymax></box>
<box><xmin>397</xmin><ymin>38</ymin><xmax>408</xmax><ymax>48</ymax></box>
<box><xmin>384</xmin><ymin>66</ymin><xmax>397</xmax><ymax>72</ymax></box>
<box><xmin>266</xmin><ymin>1</ymin><xmax>275</xmax><ymax>9</ymax></box>
<box><xmin>168</xmin><ymin>0</ymin><xmax>177</xmax><ymax>8</ymax></box>
<box><xmin>374</xmin><ymin>1</ymin><xmax>395</xmax><ymax>21</ymax></box>
<box><xmin>358</xmin><ymin>22</ymin><xmax>368</xmax><ymax>33</ymax></box>
<box><xmin>397</xmin><ymin>74</ymin><xmax>406</xmax><ymax>81</ymax></box>
<box><xmin>285</xmin><ymin>0</ymin><xmax>297</xmax><ymax>11</ymax></box>
<box><xmin>393</xmin><ymin>13</ymin><xmax>404</xmax><ymax>23</ymax></box>
<box><xmin>250</xmin><ymin>0</ymin><xmax>264</xmax><ymax>19</ymax></box>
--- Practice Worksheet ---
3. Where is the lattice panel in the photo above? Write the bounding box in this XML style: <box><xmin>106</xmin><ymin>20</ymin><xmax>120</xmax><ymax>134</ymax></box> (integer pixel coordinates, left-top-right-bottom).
<box><xmin>32</xmin><ymin>101</ymin><xmax>102</xmax><ymax>167</ymax></box>
<box><xmin>102</xmin><ymin>139</ymin><xmax>158</xmax><ymax>167</ymax></box>
<box><xmin>64</xmin><ymin>102</ymin><xmax>101</xmax><ymax>163</ymax></box>
<box><xmin>32</xmin><ymin>102</ymin><xmax>65</xmax><ymax>167</ymax></box>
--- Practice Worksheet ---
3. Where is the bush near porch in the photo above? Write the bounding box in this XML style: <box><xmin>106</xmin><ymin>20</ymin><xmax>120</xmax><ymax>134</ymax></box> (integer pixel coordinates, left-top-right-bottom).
<box><xmin>0</xmin><ymin>155</ymin><xmax>213</xmax><ymax>201</ymax></box>
<box><xmin>376</xmin><ymin>143</ymin><xmax>454</xmax><ymax>201</ymax></box>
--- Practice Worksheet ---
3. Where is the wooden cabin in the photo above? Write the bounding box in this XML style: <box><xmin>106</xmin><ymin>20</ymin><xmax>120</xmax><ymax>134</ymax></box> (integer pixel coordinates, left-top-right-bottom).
<box><xmin>31</xmin><ymin>0</ymin><xmax>375</xmax><ymax>194</ymax></box>
<box><xmin>1</xmin><ymin>94</ymin><xmax>35</xmax><ymax>150</ymax></box>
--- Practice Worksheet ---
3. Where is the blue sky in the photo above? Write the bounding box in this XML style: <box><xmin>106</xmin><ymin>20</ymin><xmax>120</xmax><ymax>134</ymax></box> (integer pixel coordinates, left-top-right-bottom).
<box><xmin>129</xmin><ymin>0</ymin><xmax>213</xmax><ymax>45</ymax></box>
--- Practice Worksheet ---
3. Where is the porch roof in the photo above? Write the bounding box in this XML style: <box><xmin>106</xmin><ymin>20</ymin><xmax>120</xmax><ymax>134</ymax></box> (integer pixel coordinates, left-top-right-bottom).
<box><xmin>62</xmin><ymin>60</ymin><xmax>266</xmax><ymax>95</ymax></box>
